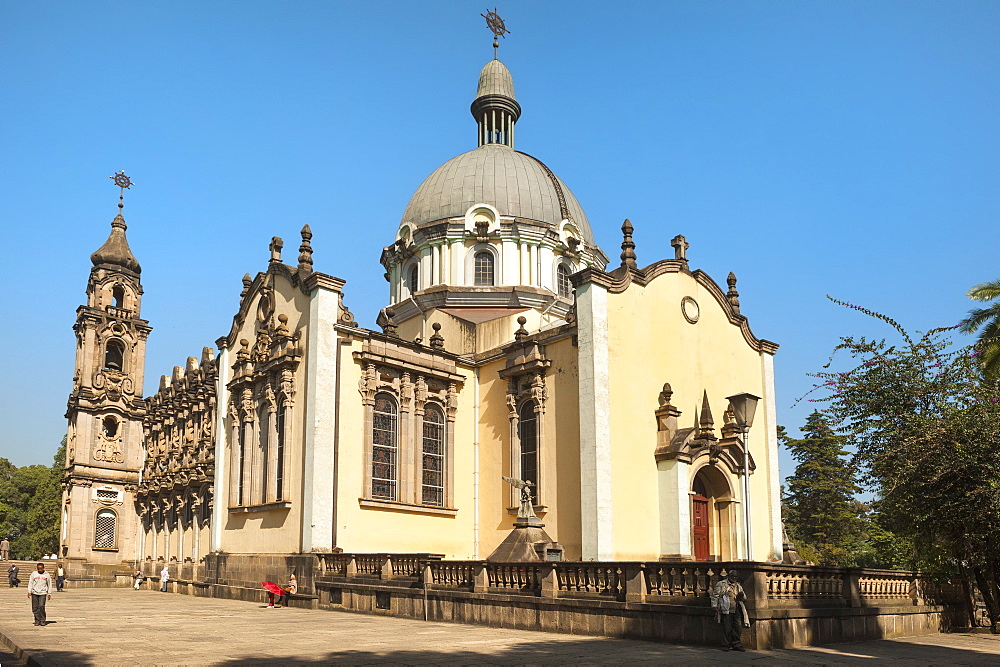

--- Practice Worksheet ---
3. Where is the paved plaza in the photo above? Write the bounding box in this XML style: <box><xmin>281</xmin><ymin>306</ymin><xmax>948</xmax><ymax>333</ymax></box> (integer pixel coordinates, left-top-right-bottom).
<box><xmin>1</xmin><ymin>584</ymin><xmax>999</xmax><ymax>665</ymax></box>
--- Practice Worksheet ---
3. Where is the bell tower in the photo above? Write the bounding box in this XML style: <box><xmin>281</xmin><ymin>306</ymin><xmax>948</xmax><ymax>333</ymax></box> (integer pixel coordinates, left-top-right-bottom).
<box><xmin>62</xmin><ymin>172</ymin><xmax>151</xmax><ymax>563</ymax></box>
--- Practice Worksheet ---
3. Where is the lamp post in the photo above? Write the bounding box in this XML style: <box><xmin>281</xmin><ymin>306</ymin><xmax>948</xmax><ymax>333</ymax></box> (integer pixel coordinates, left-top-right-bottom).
<box><xmin>726</xmin><ymin>392</ymin><xmax>760</xmax><ymax>562</ymax></box>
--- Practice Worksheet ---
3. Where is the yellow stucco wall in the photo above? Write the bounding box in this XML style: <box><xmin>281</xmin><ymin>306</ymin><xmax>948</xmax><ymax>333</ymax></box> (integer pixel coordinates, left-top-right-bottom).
<box><xmin>604</xmin><ymin>270</ymin><xmax>776</xmax><ymax>561</ymax></box>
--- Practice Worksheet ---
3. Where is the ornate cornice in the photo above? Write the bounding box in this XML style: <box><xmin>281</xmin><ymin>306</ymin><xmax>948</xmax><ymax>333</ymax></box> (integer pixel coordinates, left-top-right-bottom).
<box><xmin>571</xmin><ymin>260</ymin><xmax>779</xmax><ymax>355</ymax></box>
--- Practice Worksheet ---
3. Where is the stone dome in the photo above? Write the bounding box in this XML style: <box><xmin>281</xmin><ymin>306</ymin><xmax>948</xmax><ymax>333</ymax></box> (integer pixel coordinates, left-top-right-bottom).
<box><xmin>400</xmin><ymin>144</ymin><xmax>594</xmax><ymax>243</ymax></box>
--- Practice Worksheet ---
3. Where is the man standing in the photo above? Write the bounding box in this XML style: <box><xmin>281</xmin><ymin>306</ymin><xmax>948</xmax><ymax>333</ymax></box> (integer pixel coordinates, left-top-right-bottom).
<box><xmin>160</xmin><ymin>565</ymin><xmax>170</xmax><ymax>592</ymax></box>
<box><xmin>0</xmin><ymin>537</ymin><xmax>9</xmax><ymax>560</ymax></box>
<box><xmin>27</xmin><ymin>563</ymin><xmax>52</xmax><ymax>626</ymax></box>
<box><xmin>710</xmin><ymin>569</ymin><xmax>749</xmax><ymax>652</ymax></box>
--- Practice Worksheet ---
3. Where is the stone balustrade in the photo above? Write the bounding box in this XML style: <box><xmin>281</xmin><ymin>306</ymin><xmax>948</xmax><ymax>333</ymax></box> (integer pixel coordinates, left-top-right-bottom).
<box><xmin>315</xmin><ymin>555</ymin><xmax>930</xmax><ymax>610</ymax></box>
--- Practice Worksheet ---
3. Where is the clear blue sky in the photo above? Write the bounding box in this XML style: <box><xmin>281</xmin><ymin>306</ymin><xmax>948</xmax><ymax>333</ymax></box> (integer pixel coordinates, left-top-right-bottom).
<box><xmin>2</xmin><ymin>2</ymin><xmax>998</xmax><ymax>489</ymax></box>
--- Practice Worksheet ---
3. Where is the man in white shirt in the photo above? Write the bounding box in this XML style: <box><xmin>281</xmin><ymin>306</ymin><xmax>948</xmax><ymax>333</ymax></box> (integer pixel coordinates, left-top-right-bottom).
<box><xmin>710</xmin><ymin>569</ymin><xmax>749</xmax><ymax>651</ymax></box>
<box><xmin>27</xmin><ymin>563</ymin><xmax>52</xmax><ymax>626</ymax></box>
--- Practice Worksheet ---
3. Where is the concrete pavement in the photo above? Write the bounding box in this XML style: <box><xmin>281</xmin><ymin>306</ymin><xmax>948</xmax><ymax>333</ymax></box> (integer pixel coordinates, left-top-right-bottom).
<box><xmin>1</xmin><ymin>584</ymin><xmax>999</xmax><ymax>665</ymax></box>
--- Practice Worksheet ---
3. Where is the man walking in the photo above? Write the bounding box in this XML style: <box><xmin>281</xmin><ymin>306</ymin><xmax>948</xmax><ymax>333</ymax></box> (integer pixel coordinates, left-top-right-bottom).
<box><xmin>711</xmin><ymin>569</ymin><xmax>749</xmax><ymax>651</ymax></box>
<box><xmin>27</xmin><ymin>563</ymin><xmax>52</xmax><ymax>626</ymax></box>
<box><xmin>0</xmin><ymin>537</ymin><xmax>9</xmax><ymax>560</ymax></box>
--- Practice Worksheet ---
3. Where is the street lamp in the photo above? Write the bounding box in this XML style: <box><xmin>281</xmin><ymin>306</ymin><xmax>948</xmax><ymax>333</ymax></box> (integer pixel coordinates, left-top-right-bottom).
<box><xmin>727</xmin><ymin>392</ymin><xmax>760</xmax><ymax>561</ymax></box>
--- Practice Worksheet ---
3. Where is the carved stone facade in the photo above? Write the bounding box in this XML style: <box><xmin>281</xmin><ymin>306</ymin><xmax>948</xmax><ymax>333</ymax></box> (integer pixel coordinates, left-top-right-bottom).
<box><xmin>137</xmin><ymin>348</ymin><xmax>217</xmax><ymax>563</ymax></box>
<box><xmin>226</xmin><ymin>308</ymin><xmax>301</xmax><ymax>510</ymax></box>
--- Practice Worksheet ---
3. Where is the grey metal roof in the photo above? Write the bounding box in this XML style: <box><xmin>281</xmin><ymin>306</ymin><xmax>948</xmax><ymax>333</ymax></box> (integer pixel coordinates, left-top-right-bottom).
<box><xmin>399</xmin><ymin>144</ymin><xmax>594</xmax><ymax>242</ymax></box>
<box><xmin>477</xmin><ymin>59</ymin><xmax>516</xmax><ymax>100</ymax></box>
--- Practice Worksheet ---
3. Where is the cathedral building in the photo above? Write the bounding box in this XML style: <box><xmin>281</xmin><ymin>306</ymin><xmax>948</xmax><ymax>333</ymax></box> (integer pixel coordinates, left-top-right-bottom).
<box><xmin>63</xmin><ymin>43</ymin><xmax>782</xmax><ymax>567</ymax></box>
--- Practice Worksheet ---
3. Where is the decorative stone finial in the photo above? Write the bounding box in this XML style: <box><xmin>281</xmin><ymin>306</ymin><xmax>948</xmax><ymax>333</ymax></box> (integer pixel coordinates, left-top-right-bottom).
<box><xmin>671</xmin><ymin>234</ymin><xmax>689</xmax><ymax>262</ymax></box>
<box><xmin>236</xmin><ymin>339</ymin><xmax>250</xmax><ymax>362</ymax></box>
<box><xmin>297</xmin><ymin>225</ymin><xmax>314</xmax><ymax>274</ymax></box>
<box><xmin>275</xmin><ymin>313</ymin><xmax>290</xmax><ymax>337</ymax></box>
<box><xmin>658</xmin><ymin>382</ymin><xmax>673</xmax><ymax>407</ymax></box>
<box><xmin>722</xmin><ymin>407</ymin><xmax>741</xmax><ymax>439</ymax></box>
<box><xmin>698</xmin><ymin>391</ymin><xmax>716</xmax><ymax>439</ymax></box>
<box><xmin>376</xmin><ymin>307</ymin><xmax>399</xmax><ymax>337</ymax></box>
<box><xmin>727</xmin><ymin>272</ymin><xmax>741</xmax><ymax>315</ymax></box>
<box><xmin>240</xmin><ymin>273</ymin><xmax>252</xmax><ymax>298</ymax></box>
<box><xmin>620</xmin><ymin>219</ymin><xmax>637</xmax><ymax>270</ymax></box>
<box><xmin>430</xmin><ymin>322</ymin><xmax>445</xmax><ymax>349</ymax></box>
<box><xmin>269</xmin><ymin>237</ymin><xmax>284</xmax><ymax>264</ymax></box>
<box><xmin>514</xmin><ymin>315</ymin><xmax>529</xmax><ymax>341</ymax></box>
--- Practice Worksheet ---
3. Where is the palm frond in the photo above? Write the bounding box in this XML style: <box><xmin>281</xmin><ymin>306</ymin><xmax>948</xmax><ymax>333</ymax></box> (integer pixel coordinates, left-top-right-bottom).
<box><xmin>968</xmin><ymin>279</ymin><xmax>1000</xmax><ymax>303</ymax></box>
<box><xmin>958</xmin><ymin>303</ymin><xmax>1000</xmax><ymax>334</ymax></box>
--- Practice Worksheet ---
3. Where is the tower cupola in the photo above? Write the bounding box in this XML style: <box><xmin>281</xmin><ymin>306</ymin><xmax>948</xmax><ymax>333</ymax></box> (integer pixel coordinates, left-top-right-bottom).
<box><xmin>90</xmin><ymin>213</ymin><xmax>141</xmax><ymax>275</ymax></box>
<box><xmin>471</xmin><ymin>58</ymin><xmax>521</xmax><ymax>148</ymax></box>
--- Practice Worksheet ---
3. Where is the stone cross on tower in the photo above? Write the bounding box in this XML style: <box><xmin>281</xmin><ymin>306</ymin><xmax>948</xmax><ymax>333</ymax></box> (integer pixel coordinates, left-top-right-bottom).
<box><xmin>671</xmin><ymin>234</ymin><xmax>689</xmax><ymax>262</ymax></box>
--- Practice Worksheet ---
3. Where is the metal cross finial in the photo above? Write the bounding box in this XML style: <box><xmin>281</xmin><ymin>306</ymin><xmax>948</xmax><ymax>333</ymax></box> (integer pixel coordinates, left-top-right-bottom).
<box><xmin>481</xmin><ymin>7</ymin><xmax>509</xmax><ymax>58</ymax></box>
<box><xmin>109</xmin><ymin>170</ymin><xmax>134</xmax><ymax>213</ymax></box>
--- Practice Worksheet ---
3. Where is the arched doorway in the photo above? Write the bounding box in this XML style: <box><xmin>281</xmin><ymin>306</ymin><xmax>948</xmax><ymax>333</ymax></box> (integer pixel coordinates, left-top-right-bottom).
<box><xmin>690</xmin><ymin>466</ymin><xmax>736</xmax><ymax>561</ymax></box>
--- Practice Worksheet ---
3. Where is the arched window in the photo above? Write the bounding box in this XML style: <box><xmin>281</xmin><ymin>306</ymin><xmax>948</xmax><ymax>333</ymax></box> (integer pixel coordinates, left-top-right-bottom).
<box><xmin>518</xmin><ymin>401</ymin><xmax>538</xmax><ymax>503</ymax></box>
<box><xmin>275</xmin><ymin>400</ymin><xmax>286</xmax><ymax>501</ymax></box>
<box><xmin>237</xmin><ymin>420</ymin><xmax>248</xmax><ymax>506</ymax></box>
<box><xmin>408</xmin><ymin>265</ymin><xmax>419</xmax><ymax>296</ymax></box>
<box><xmin>474</xmin><ymin>251</ymin><xmax>495</xmax><ymax>286</ymax></box>
<box><xmin>421</xmin><ymin>405</ymin><xmax>445</xmax><ymax>506</ymax></box>
<box><xmin>104</xmin><ymin>339</ymin><xmax>125</xmax><ymax>371</ymax></box>
<box><xmin>371</xmin><ymin>394</ymin><xmax>398</xmax><ymax>500</ymax></box>
<box><xmin>94</xmin><ymin>508</ymin><xmax>117</xmax><ymax>549</ymax></box>
<box><xmin>258</xmin><ymin>403</ymin><xmax>270</xmax><ymax>503</ymax></box>
<box><xmin>557</xmin><ymin>264</ymin><xmax>573</xmax><ymax>298</ymax></box>
<box><xmin>112</xmin><ymin>285</ymin><xmax>125</xmax><ymax>309</ymax></box>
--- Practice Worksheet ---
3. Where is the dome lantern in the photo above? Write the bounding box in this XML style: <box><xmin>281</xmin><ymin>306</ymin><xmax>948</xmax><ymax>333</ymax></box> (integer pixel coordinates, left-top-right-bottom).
<box><xmin>471</xmin><ymin>59</ymin><xmax>521</xmax><ymax>148</ymax></box>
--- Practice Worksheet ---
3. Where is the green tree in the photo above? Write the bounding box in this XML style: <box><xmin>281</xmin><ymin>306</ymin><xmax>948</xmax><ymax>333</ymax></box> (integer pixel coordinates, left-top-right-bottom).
<box><xmin>781</xmin><ymin>411</ymin><xmax>865</xmax><ymax>566</ymax></box>
<box><xmin>959</xmin><ymin>278</ymin><xmax>1000</xmax><ymax>380</ymax></box>
<box><xmin>810</xmin><ymin>297</ymin><xmax>1000</xmax><ymax>630</ymax></box>
<box><xmin>0</xmin><ymin>439</ymin><xmax>65</xmax><ymax>560</ymax></box>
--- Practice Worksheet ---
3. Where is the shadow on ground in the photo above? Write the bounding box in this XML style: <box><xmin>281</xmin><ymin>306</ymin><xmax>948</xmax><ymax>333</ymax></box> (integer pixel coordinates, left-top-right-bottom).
<box><xmin>206</xmin><ymin>636</ymin><xmax>1000</xmax><ymax>666</ymax></box>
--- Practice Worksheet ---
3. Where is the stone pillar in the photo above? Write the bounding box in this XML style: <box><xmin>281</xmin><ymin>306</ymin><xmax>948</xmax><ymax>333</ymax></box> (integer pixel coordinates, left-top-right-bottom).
<box><xmin>540</xmin><ymin>563</ymin><xmax>558</xmax><ymax>598</ymax></box>
<box><xmin>743</xmin><ymin>568</ymin><xmax>769</xmax><ymax>611</ymax></box>
<box><xmin>472</xmin><ymin>562</ymin><xmax>488</xmax><ymax>593</ymax></box>
<box><xmin>842</xmin><ymin>568</ymin><xmax>861</xmax><ymax>607</ymax></box>
<box><xmin>624</xmin><ymin>564</ymin><xmax>646</xmax><ymax>603</ymax></box>
<box><xmin>576</xmin><ymin>278</ymin><xmax>613</xmax><ymax>561</ymax></box>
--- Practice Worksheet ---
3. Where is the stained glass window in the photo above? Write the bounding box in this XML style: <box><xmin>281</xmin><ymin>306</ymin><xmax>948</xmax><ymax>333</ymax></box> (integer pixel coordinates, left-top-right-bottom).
<box><xmin>422</xmin><ymin>406</ymin><xmax>445</xmax><ymax>506</ymax></box>
<box><xmin>557</xmin><ymin>264</ymin><xmax>572</xmax><ymax>298</ymax></box>
<box><xmin>372</xmin><ymin>394</ymin><xmax>398</xmax><ymax>500</ymax></box>
<box><xmin>474</xmin><ymin>251</ymin><xmax>495</xmax><ymax>286</ymax></box>
<box><xmin>519</xmin><ymin>401</ymin><xmax>538</xmax><ymax>503</ymax></box>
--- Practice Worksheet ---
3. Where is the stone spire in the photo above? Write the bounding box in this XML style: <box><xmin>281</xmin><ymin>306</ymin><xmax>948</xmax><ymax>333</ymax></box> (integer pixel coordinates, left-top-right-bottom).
<box><xmin>726</xmin><ymin>272</ymin><xmax>741</xmax><ymax>315</ymax></box>
<box><xmin>297</xmin><ymin>225</ymin><xmax>313</xmax><ymax>274</ymax></box>
<box><xmin>697</xmin><ymin>391</ymin><xmax>716</xmax><ymax>440</ymax></box>
<box><xmin>620</xmin><ymin>219</ymin><xmax>637</xmax><ymax>270</ymax></box>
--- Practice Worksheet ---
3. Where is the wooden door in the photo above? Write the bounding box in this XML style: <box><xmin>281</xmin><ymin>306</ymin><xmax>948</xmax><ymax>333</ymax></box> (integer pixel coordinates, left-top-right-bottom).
<box><xmin>692</xmin><ymin>496</ymin><xmax>710</xmax><ymax>561</ymax></box>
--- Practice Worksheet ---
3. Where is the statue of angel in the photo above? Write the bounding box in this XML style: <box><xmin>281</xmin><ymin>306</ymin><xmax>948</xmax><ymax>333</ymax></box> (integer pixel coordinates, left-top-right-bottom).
<box><xmin>502</xmin><ymin>475</ymin><xmax>537</xmax><ymax>519</ymax></box>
